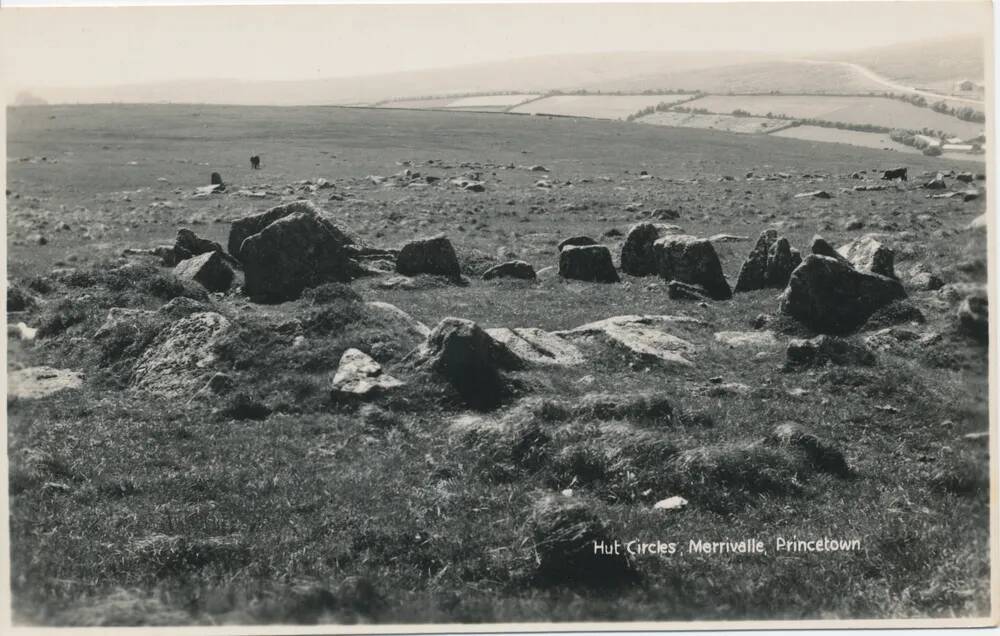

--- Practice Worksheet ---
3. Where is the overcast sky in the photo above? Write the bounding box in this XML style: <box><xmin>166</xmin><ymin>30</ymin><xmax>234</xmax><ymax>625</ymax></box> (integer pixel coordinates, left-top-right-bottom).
<box><xmin>0</xmin><ymin>1</ymin><xmax>991</xmax><ymax>90</ymax></box>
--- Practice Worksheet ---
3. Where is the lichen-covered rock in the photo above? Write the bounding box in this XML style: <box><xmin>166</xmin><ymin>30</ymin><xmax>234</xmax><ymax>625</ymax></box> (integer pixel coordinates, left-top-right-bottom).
<box><xmin>653</xmin><ymin>235</ymin><xmax>731</xmax><ymax>300</ymax></box>
<box><xmin>228</xmin><ymin>200</ymin><xmax>340</xmax><ymax>259</ymax></box>
<box><xmin>837</xmin><ymin>235</ymin><xmax>896</xmax><ymax>278</ymax></box>
<box><xmin>130</xmin><ymin>312</ymin><xmax>231</xmax><ymax>398</ymax></box>
<box><xmin>330</xmin><ymin>348</ymin><xmax>404</xmax><ymax>398</ymax></box>
<box><xmin>780</xmin><ymin>255</ymin><xmax>906</xmax><ymax>333</ymax></box>
<box><xmin>559</xmin><ymin>245</ymin><xmax>620</xmax><ymax>283</ymax></box>
<box><xmin>395</xmin><ymin>235</ymin><xmax>461</xmax><ymax>279</ymax></box>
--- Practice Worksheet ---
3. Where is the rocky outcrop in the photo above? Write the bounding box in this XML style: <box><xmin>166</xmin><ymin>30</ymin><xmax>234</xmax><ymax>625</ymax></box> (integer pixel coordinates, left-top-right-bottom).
<box><xmin>130</xmin><ymin>312</ymin><xmax>231</xmax><ymax>398</ymax></box>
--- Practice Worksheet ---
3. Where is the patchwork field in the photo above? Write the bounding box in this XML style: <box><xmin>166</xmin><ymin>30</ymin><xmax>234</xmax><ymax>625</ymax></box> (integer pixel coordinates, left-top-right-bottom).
<box><xmin>684</xmin><ymin>95</ymin><xmax>986</xmax><ymax>139</ymax></box>
<box><xmin>5</xmin><ymin>104</ymin><xmax>991</xmax><ymax>627</ymax></box>
<box><xmin>770</xmin><ymin>125</ymin><xmax>987</xmax><ymax>163</ymax></box>
<box><xmin>508</xmin><ymin>94</ymin><xmax>696</xmax><ymax>120</ymax></box>
<box><xmin>637</xmin><ymin>111</ymin><xmax>793</xmax><ymax>135</ymax></box>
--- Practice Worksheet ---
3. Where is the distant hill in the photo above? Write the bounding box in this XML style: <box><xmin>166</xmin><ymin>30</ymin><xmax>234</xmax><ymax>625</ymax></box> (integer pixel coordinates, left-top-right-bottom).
<box><xmin>13</xmin><ymin>91</ymin><xmax>47</xmax><ymax>106</ymax></box>
<box><xmin>9</xmin><ymin>36</ymin><xmax>987</xmax><ymax>106</ymax></box>
<box><xmin>834</xmin><ymin>35</ymin><xmax>984</xmax><ymax>86</ymax></box>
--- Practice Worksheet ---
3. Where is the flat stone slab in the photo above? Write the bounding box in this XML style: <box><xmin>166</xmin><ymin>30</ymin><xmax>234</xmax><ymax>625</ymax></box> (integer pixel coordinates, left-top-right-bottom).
<box><xmin>331</xmin><ymin>348</ymin><xmax>404</xmax><ymax>397</ymax></box>
<box><xmin>486</xmin><ymin>327</ymin><xmax>585</xmax><ymax>366</ymax></box>
<box><xmin>714</xmin><ymin>330</ymin><xmax>779</xmax><ymax>348</ymax></box>
<box><xmin>8</xmin><ymin>366</ymin><xmax>83</xmax><ymax>400</ymax></box>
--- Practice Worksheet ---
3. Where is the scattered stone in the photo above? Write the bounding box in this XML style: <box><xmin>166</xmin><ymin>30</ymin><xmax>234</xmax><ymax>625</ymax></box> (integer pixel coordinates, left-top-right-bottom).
<box><xmin>485</xmin><ymin>328</ymin><xmax>585</xmax><ymax>366</ymax></box>
<box><xmin>780</xmin><ymin>255</ymin><xmax>907</xmax><ymax>333</ymax></box>
<box><xmin>810</xmin><ymin>235</ymin><xmax>851</xmax><ymax>265</ymax></box>
<box><xmin>794</xmin><ymin>190</ymin><xmax>831</xmax><ymax>199</ymax></box>
<box><xmin>9</xmin><ymin>322</ymin><xmax>38</xmax><ymax>341</ymax></box>
<box><xmin>620</xmin><ymin>223</ymin><xmax>664</xmax><ymax>276</ymax></box>
<box><xmin>559</xmin><ymin>245</ymin><xmax>620</xmax><ymax>283</ymax></box>
<box><xmin>923</xmin><ymin>173</ymin><xmax>947</xmax><ymax>189</ymax></box>
<box><xmin>843</xmin><ymin>217</ymin><xmax>864</xmax><ymax>231</ymax></box>
<box><xmin>956</xmin><ymin>172</ymin><xmax>974</xmax><ymax>183</ymax></box>
<box><xmin>708</xmin><ymin>233</ymin><xmax>750</xmax><ymax>243</ymax></box>
<box><xmin>909</xmin><ymin>271</ymin><xmax>944</xmax><ymax>291</ymax></box>
<box><xmin>653</xmin><ymin>496</ymin><xmax>688</xmax><ymax>511</ymax></box>
<box><xmin>331</xmin><ymin>348</ymin><xmax>404</xmax><ymax>398</ymax></box>
<box><xmin>786</xmin><ymin>335</ymin><xmax>876</xmax><ymax>367</ymax></box>
<box><xmin>557</xmin><ymin>315</ymin><xmax>698</xmax><ymax>366</ymax></box>
<box><xmin>130</xmin><ymin>312</ymin><xmax>231</xmax><ymax>398</ymax></box>
<box><xmin>173</xmin><ymin>251</ymin><xmax>234</xmax><ymax>293</ymax></box>
<box><xmin>837</xmin><ymin>234</ymin><xmax>896</xmax><ymax>278</ymax></box>
<box><xmin>667</xmin><ymin>281</ymin><xmax>711</xmax><ymax>301</ymax></box>
<box><xmin>482</xmin><ymin>260</ymin><xmax>536</xmax><ymax>281</ymax></box>
<box><xmin>557</xmin><ymin>236</ymin><xmax>599</xmax><ymax>252</ymax></box>
<box><xmin>396</xmin><ymin>234</ymin><xmax>462</xmax><ymax>280</ymax></box>
<box><xmin>957</xmin><ymin>292</ymin><xmax>988</xmax><ymax>343</ymax></box>
<box><xmin>714</xmin><ymin>330</ymin><xmax>779</xmax><ymax>348</ymax></box>
<box><xmin>8</xmin><ymin>366</ymin><xmax>83</xmax><ymax>400</ymax></box>
<box><xmin>210</xmin><ymin>172</ymin><xmax>224</xmax><ymax>186</ymax></box>
<box><xmin>653</xmin><ymin>235</ymin><xmax>732</xmax><ymax>300</ymax></box>
<box><xmin>967</xmin><ymin>214</ymin><xmax>987</xmax><ymax>230</ymax></box>
<box><xmin>194</xmin><ymin>183</ymin><xmax>224</xmax><ymax>196</ymax></box>
<box><xmin>528</xmin><ymin>165</ymin><xmax>549</xmax><ymax>172</ymax></box>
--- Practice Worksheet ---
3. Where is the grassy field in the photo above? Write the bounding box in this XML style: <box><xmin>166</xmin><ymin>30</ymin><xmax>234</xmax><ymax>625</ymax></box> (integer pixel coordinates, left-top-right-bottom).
<box><xmin>637</xmin><ymin>111</ymin><xmax>793</xmax><ymax>135</ymax></box>
<box><xmin>5</xmin><ymin>104</ymin><xmax>992</xmax><ymax>627</ymax></box>
<box><xmin>684</xmin><ymin>95</ymin><xmax>985</xmax><ymax>139</ymax></box>
<box><xmin>508</xmin><ymin>94</ymin><xmax>695</xmax><ymax>120</ymax></box>
<box><xmin>770</xmin><ymin>125</ymin><xmax>987</xmax><ymax>163</ymax></box>
<box><xmin>379</xmin><ymin>94</ymin><xmax>541</xmax><ymax>111</ymax></box>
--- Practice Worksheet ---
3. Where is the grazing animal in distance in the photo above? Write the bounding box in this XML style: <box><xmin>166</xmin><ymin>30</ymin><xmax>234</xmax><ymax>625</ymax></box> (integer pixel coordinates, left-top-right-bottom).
<box><xmin>250</xmin><ymin>155</ymin><xmax>260</xmax><ymax>170</ymax></box>
<box><xmin>881</xmin><ymin>167</ymin><xmax>907</xmax><ymax>181</ymax></box>
<box><xmin>210</xmin><ymin>172</ymin><xmax>224</xmax><ymax>185</ymax></box>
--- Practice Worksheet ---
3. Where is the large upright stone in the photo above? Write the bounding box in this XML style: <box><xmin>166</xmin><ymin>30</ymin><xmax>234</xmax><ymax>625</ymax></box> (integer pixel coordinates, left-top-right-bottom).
<box><xmin>240</xmin><ymin>211</ymin><xmax>362</xmax><ymax>302</ymax></box>
<box><xmin>653</xmin><ymin>235</ymin><xmax>732</xmax><ymax>300</ymax></box>
<box><xmin>620</xmin><ymin>223</ymin><xmax>662</xmax><ymax>276</ymax></box>
<box><xmin>734</xmin><ymin>230</ymin><xmax>799</xmax><ymax>292</ymax></box>
<box><xmin>837</xmin><ymin>235</ymin><xmax>896</xmax><ymax>278</ymax></box>
<box><xmin>173</xmin><ymin>251</ymin><xmax>234</xmax><ymax>293</ymax></box>
<box><xmin>780</xmin><ymin>255</ymin><xmax>907</xmax><ymax>333</ymax></box>
<box><xmin>559</xmin><ymin>245</ymin><xmax>620</xmax><ymax>283</ymax></box>
<box><xmin>396</xmin><ymin>235</ymin><xmax>461</xmax><ymax>279</ymax></box>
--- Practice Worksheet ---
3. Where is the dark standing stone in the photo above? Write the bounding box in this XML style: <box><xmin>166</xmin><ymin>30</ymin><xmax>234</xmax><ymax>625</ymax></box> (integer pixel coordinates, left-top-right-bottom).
<box><xmin>396</xmin><ymin>235</ymin><xmax>462</xmax><ymax>279</ymax></box>
<box><xmin>734</xmin><ymin>230</ymin><xmax>777</xmax><ymax>292</ymax></box>
<box><xmin>482</xmin><ymin>260</ymin><xmax>537</xmax><ymax>281</ymax></box>
<box><xmin>210</xmin><ymin>172</ymin><xmax>224</xmax><ymax>186</ymax></box>
<box><xmin>881</xmin><ymin>167</ymin><xmax>908</xmax><ymax>181</ymax></box>
<box><xmin>810</xmin><ymin>235</ymin><xmax>852</xmax><ymax>266</ymax></box>
<box><xmin>653</xmin><ymin>235</ymin><xmax>732</xmax><ymax>300</ymax></box>
<box><xmin>779</xmin><ymin>255</ymin><xmax>907</xmax><ymax>334</ymax></box>
<box><xmin>620</xmin><ymin>223</ymin><xmax>663</xmax><ymax>276</ymax></box>
<box><xmin>240</xmin><ymin>212</ymin><xmax>362</xmax><ymax>302</ymax></box>
<box><xmin>557</xmin><ymin>236</ymin><xmax>599</xmax><ymax>252</ymax></box>
<box><xmin>173</xmin><ymin>251</ymin><xmax>235</xmax><ymax>293</ymax></box>
<box><xmin>559</xmin><ymin>245</ymin><xmax>620</xmax><ymax>283</ymax></box>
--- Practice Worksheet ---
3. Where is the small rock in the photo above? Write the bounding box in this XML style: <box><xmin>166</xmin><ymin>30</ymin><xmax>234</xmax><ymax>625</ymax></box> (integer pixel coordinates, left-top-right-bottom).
<box><xmin>331</xmin><ymin>348</ymin><xmax>404</xmax><ymax>398</ymax></box>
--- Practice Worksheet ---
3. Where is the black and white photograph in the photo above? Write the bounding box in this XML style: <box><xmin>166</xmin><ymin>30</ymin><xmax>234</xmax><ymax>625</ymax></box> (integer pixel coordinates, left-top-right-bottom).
<box><xmin>1</xmin><ymin>0</ymin><xmax>996</xmax><ymax>630</ymax></box>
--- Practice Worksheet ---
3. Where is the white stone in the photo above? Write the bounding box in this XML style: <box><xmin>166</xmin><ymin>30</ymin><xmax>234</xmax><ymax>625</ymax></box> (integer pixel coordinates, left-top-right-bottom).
<box><xmin>8</xmin><ymin>366</ymin><xmax>83</xmax><ymax>399</ymax></box>
<box><xmin>653</xmin><ymin>496</ymin><xmax>688</xmax><ymax>510</ymax></box>
<box><xmin>331</xmin><ymin>348</ymin><xmax>404</xmax><ymax>397</ymax></box>
<box><xmin>714</xmin><ymin>330</ymin><xmax>779</xmax><ymax>348</ymax></box>
<box><xmin>485</xmin><ymin>327</ymin><xmax>585</xmax><ymax>366</ymax></box>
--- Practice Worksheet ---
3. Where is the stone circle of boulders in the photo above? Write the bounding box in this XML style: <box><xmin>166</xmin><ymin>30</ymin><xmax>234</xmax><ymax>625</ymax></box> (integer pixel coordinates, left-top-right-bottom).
<box><xmin>837</xmin><ymin>234</ymin><xmax>896</xmax><ymax>279</ymax></box>
<box><xmin>173</xmin><ymin>251</ymin><xmax>234</xmax><ymax>293</ymax></box>
<box><xmin>653</xmin><ymin>234</ymin><xmax>732</xmax><ymax>300</ymax></box>
<box><xmin>238</xmin><ymin>208</ymin><xmax>363</xmax><ymax>302</ymax></box>
<box><xmin>404</xmin><ymin>317</ymin><xmax>524</xmax><ymax>409</ymax></box>
<box><xmin>482</xmin><ymin>260</ymin><xmax>536</xmax><ymax>281</ymax></box>
<box><xmin>559</xmin><ymin>245</ymin><xmax>620</xmax><ymax>283</ymax></box>
<box><xmin>396</xmin><ymin>235</ymin><xmax>462</xmax><ymax>280</ymax></box>
<box><xmin>780</xmin><ymin>254</ymin><xmax>906</xmax><ymax>333</ymax></box>
<box><xmin>734</xmin><ymin>230</ymin><xmax>801</xmax><ymax>293</ymax></box>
